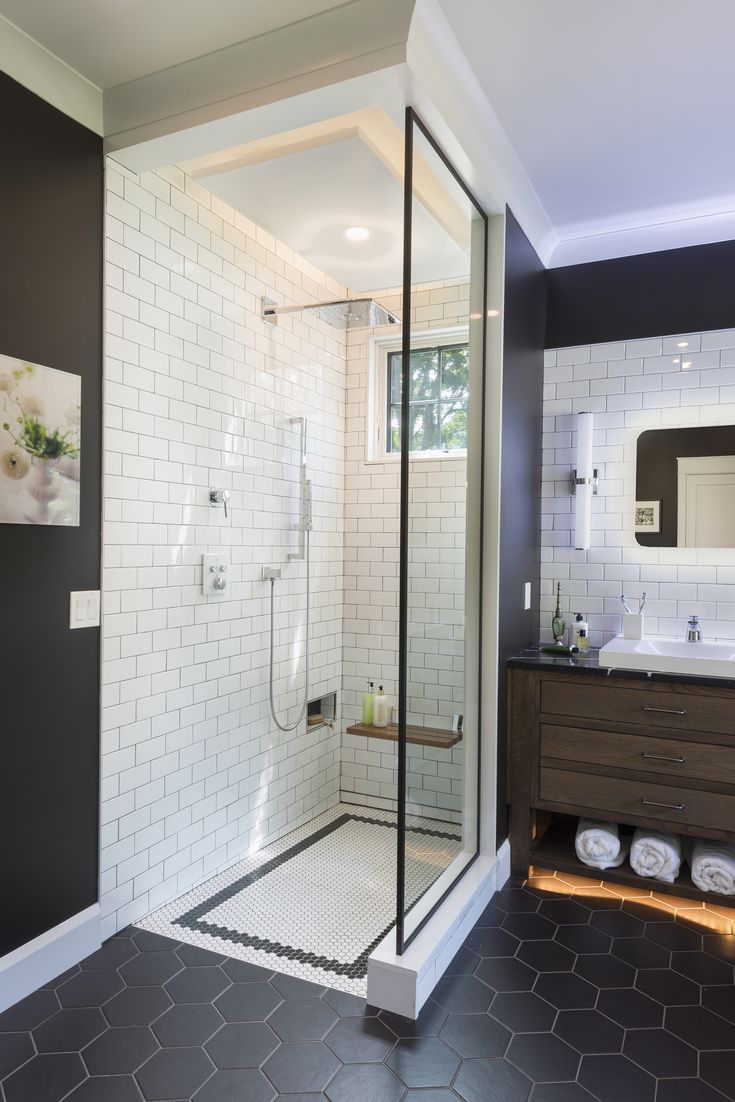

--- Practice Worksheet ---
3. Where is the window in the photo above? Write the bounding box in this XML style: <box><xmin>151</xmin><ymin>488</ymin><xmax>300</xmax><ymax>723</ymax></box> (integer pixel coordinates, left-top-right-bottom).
<box><xmin>386</xmin><ymin>342</ymin><xmax>469</xmax><ymax>454</ymax></box>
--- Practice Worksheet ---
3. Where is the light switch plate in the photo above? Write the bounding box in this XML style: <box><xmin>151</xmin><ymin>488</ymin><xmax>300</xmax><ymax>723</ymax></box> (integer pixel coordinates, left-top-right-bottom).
<box><xmin>524</xmin><ymin>582</ymin><xmax>532</xmax><ymax>610</ymax></box>
<box><xmin>70</xmin><ymin>590</ymin><xmax>100</xmax><ymax>629</ymax></box>
<box><xmin>203</xmin><ymin>553</ymin><xmax>228</xmax><ymax>596</ymax></box>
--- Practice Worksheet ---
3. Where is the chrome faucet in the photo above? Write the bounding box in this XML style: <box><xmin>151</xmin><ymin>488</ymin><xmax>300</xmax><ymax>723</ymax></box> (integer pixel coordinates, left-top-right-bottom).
<box><xmin>686</xmin><ymin>615</ymin><xmax>702</xmax><ymax>643</ymax></box>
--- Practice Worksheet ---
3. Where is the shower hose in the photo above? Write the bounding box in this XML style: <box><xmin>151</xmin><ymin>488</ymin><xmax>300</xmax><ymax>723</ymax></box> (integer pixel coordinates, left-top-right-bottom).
<box><xmin>268</xmin><ymin>529</ymin><xmax>310</xmax><ymax>732</ymax></box>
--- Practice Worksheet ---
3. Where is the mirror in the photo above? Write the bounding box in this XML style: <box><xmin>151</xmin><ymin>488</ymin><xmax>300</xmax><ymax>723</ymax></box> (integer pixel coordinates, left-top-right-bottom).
<box><xmin>635</xmin><ymin>426</ymin><xmax>735</xmax><ymax>547</ymax></box>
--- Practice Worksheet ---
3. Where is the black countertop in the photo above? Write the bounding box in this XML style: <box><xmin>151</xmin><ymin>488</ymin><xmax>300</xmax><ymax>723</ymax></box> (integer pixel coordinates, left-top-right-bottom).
<box><xmin>507</xmin><ymin>644</ymin><xmax>735</xmax><ymax>690</ymax></box>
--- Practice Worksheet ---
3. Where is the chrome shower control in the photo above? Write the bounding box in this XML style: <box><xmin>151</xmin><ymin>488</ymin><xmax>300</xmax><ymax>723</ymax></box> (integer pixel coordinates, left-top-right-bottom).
<box><xmin>202</xmin><ymin>554</ymin><xmax>228</xmax><ymax>596</ymax></box>
<box><xmin>209</xmin><ymin>488</ymin><xmax>230</xmax><ymax>518</ymax></box>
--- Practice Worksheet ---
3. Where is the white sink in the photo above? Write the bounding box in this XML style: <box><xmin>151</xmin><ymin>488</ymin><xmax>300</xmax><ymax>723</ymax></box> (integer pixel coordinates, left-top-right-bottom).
<box><xmin>598</xmin><ymin>635</ymin><xmax>735</xmax><ymax>679</ymax></box>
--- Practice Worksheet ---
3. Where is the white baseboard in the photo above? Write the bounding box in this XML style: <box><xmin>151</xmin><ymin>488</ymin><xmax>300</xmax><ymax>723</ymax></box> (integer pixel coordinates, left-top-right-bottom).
<box><xmin>0</xmin><ymin>905</ymin><xmax>102</xmax><ymax>1014</ymax></box>
<box><xmin>367</xmin><ymin>839</ymin><xmax>511</xmax><ymax>1018</ymax></box>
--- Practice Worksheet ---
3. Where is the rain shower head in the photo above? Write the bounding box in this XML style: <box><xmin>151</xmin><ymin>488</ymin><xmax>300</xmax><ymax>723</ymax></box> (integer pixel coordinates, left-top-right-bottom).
<box><xmin>262</xmin><ymin>296</ymin><xmax>399</xmax><ymax>330</ymax></box>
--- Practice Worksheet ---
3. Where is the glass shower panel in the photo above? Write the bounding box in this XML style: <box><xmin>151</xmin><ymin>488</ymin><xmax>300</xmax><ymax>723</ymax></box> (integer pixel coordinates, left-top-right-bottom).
<box><xmin>397</xmin><ymin>110</ymin><xmax>487</xmax><ymax>950</ymax></box>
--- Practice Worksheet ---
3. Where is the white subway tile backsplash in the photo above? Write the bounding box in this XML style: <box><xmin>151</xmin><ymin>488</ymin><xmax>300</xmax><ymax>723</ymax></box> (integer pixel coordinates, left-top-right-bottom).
<box><xmin>543</xmin><ymin>327</ymin><xmax>735</xmax><ymax>647</ymax></box>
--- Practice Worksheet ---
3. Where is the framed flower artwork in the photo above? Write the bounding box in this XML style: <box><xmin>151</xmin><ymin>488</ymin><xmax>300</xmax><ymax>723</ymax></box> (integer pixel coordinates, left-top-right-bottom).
<box><xmin>0</xmin><ymin>354</ymin><xmax>81</xmax><ymax>525</ymax></box>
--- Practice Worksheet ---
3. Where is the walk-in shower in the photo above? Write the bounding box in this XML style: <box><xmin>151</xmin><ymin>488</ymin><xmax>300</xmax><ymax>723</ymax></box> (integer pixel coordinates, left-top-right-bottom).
<box><xmin>123</xmin><ymin>107</ymin><xmax>487</xmax><ymax>1009</ymax></box>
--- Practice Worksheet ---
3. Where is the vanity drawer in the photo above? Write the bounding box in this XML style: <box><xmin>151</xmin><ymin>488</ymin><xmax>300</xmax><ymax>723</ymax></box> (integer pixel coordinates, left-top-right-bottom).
<box><xmin>539</xmin><ymin>766</ymin><xmax>735</xmax><ymax>832</ymax></box>
<box><xmin>540</xmin><ymin>724</ymin><xmax>735</xmax><ymax>786</ymax></box>
<box><xmin>541</xmin><ymin>679</ymin><xmax>735</xmax><ymax>736</ymax></box>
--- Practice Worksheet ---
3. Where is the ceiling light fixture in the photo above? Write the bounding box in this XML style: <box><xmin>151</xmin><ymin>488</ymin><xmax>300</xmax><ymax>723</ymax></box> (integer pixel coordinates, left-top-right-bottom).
<box><xmin>344</xmin><ymin>226</ymin><xmax>370</xmax><ymax>242</ymax></box>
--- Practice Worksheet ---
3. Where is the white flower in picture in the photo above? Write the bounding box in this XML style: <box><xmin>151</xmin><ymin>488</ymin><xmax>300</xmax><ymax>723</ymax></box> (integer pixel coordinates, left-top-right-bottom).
<box><xmin>0</xmin><ymin>354</ymin><xmax>81</xmax><ymax>526</ymax></box>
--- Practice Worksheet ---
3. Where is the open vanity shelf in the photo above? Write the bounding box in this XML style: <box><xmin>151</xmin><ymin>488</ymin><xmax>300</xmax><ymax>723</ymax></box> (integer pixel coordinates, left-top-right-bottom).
<box><xmin>346</xmin><ymin>721</ymin><xmax>462</xmax><ymax>749</ymax></box>
<box><xmin>509</xmin><ymin>652</ymin><xmax>735</xmax><ymax>908</ymax></box>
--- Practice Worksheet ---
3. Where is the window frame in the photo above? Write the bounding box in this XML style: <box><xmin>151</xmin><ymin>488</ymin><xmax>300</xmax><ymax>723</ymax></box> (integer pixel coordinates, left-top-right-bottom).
<box><xmin>367</xmin><ymin>325</ymin><xmax>469</xmax><ymax>463</ymax></box>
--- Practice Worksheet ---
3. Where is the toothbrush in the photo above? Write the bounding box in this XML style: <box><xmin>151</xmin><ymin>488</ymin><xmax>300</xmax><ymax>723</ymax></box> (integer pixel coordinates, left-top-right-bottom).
<box><xmin>638</xmin><ymin>592</ymin><xmax>647</xmax><ymax>614</ymax></box>
<box><xmin>621</xmin><ymin>595</ymin><xmax>632</xmax><ymax>615</ymax></box>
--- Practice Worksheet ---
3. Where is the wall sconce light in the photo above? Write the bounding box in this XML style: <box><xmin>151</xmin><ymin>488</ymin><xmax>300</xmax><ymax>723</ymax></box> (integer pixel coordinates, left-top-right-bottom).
<box><xmin>570</xmin><ymin>411</ymin><xmax>598</xmax><ymax>551</ymax></box>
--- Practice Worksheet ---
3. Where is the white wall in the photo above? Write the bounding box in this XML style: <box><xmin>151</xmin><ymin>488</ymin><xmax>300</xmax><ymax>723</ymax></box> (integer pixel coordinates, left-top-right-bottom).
<box><xmin>541</xmin><ymin>329</ymin><xmax>735</xmax><ymax>646</ymax></box>
<box><xmin>340</xmin><ymin>281</ymin><xmax>469</xmax><ymax>822</ymax></box>
<box><xmin>101</xmin><ymin>159</ymin><xmax>347</xmax><ymax>938</ymax></box>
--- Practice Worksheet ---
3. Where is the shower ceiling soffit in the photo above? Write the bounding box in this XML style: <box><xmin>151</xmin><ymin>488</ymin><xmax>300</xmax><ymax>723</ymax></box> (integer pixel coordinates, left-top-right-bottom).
<box><xmin>180</xmin><ymin>107</ymin><xmax>472</xmax><ymax>292</ymax></box>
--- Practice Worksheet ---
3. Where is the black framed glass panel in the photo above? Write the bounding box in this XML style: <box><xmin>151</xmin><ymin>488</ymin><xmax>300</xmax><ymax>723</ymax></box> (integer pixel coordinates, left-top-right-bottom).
<box><xmin>396</xmin><ymin>109</ymin><xmax>487</xmax><ymax>953</ymax></box>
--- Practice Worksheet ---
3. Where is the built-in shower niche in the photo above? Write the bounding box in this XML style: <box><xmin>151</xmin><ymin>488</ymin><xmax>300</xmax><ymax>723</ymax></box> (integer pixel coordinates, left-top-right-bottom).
<box><xmin>307</xmin><ymin>691</ymin><xmax>337</xmax><ymax>732</ymax></box>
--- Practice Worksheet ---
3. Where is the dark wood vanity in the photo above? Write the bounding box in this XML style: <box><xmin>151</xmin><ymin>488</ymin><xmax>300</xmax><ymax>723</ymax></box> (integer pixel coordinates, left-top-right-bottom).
<box><xmin>509</xmin><ymin>649</ymin><xmax>735</xmax><ymax>903</ymax></box>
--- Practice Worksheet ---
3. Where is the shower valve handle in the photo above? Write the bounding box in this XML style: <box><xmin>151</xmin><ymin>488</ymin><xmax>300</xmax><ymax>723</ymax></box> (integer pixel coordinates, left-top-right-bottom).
<box><xmin>209</xmin><ymin>488</ymin><xmax>230</xmax><ymax>518</ymax></box>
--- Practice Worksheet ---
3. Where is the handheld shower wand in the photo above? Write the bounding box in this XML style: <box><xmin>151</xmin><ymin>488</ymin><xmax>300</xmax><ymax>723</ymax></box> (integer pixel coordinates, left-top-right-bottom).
<box><xmin>268</xmin><ymin>416</ymin><xmax>312</xmax><ymax>733</ymax></box>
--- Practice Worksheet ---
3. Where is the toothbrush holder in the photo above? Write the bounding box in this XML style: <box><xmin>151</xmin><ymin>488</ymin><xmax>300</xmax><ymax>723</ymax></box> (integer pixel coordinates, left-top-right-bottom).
<box><xmin>623</xmin><ymin>613</ymin><xmax>644</xmax><ymax>640</ymax></box>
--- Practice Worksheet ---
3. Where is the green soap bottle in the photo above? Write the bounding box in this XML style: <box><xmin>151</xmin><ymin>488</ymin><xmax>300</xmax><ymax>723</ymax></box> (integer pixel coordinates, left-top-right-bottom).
<box><xmin>362</xmin><ymin>681</ymin><xmax>375</xmax><ymax>725</ymax></box>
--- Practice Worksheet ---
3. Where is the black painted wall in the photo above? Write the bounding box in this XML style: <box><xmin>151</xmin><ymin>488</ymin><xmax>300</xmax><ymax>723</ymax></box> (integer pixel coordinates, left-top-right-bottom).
<box><xmin>546</xmin><ymin>238</ymin><xmax>735</xmax><ymax>349</ymax></box>
<box><xmin>497</xmin><ymin>209</ymin><xmax>545</xmax><ymax>842</ymax></box>
<box><xmin>0</xmin><ymin>73</ymin><xmax>102</xmax><ymax>956</ymax></box>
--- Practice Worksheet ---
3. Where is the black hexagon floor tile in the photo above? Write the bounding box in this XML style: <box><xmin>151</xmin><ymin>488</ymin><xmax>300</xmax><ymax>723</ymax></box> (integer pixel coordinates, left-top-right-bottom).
<box><xmin>164</xmin><ymin>967</ymin><xmax>229</xmax><ymax>1004</ymax></box>
<box><xmin>578</xmin><ymin>1053</ymin><xmax>656</xmax><ymax>1102</ymax></box>
<box><xmin>58</xmin><ymin>970</ymin><xmax>124</xmax><ymax>1009</ymax></box>
<box><xmin>517</xmin><ymin>940</ymin><xmax>575</xmax><ymax>973</ymax></box>
<box><xmin>263</xmin><ymin>1040</ymin><xmax>340</xmax><ymax>1093</ymax></box>
<box><xmin>63</xmin><ymin>1076</ymin><xmax>143</xmax><ymax>1101</ymax></box>
<box><xmin>0</xmin><ymin>1032</ymin><xmax>34</xmax><ymax>1080</ymax></box>
<box><xmin>3</xmin><ymin>1052</ymin><xmax>87</xmax><ymax>1102</ymax></box>
<box><xmin>635</xmin><ymin>967</ymin><xmax>700</xmax><ymax>1007</ymax></box>
<box><xmin>325</xmin><ymin>1062</ymin><xmax>404</xmax><ymax>1102</ymax></box>
<box><xmin>644</xmin><ymin>922</ymin><xmax>701</xmax><ymax>952</ymax></box>
<box><xmin>152</xmin><ymin>1002</ymin><xmax>224</xmax><ymax>1047</ymax></box>
<box><xmin>700</xmin><ymin>1049</ymin><xmax>735</xmax><ymax>1101</ymax></box>
<box><xmin>432</xmin><ymin>974</ymin><xmax>493</xmax><ymax>1013</ymax></box>
<box><xmin>270</xmin><ymin>997</ymin><xmax>338</xmax><ymax>1041</ymax></box>
<box><xmin>475</xmin><ymin>955</ymin><xmax>537</xmax><ymax>992</ymax></box>
<box><xmin>135</xmin><ymin>1046</ymin><xmax>214</xmax><ymax>1099</ymax></box>
<box><xmin>80</xmin><ymin>938</ymin><xmax>138</xmax><ymax>971</ymax></box>
<box><xmin>489</xmin><ymin>991</ymin><xmax>557</xmax><ymax>1033</ymax></box>
<box><xmin>554</xmin><ymin>924</ymin><xmax>611</xmax><ymax>955</ymax></box>
<box><xmin>671</xmin><ymin>950</ymin><xmax>734</xmax><ymax>986</ymax></box>
<box><xmin>379</xmin><ymin>999</ymin><xmax>448</xmax><ymax>1038</ymax></box>
<box><xmin>0</xmin><ymin>990</ymin><xmax>60</xmax><ymax>1031</ymax></box>
<box><xmin>623</xmin><ymin>1026</ymin><xmax>697</xmax><ymax>1077</ymax></box>
<box><xmin>204</xmin><ymin>1021</ymin><xmax>279</xmax><ymax>1068</ymax></box>
<box><xmin>596</xmin><ymin>987</ymin><xmax>663</xmax><ymax>1029</ymax></box>
<box><xmin>33</xmin><ymin>1008</ymin><xmax>107</xmax><ymax>1052</ymax></box>
<box><xmin>553</xmin><ymin>1009</ymin><xmax>624</xmax><ymax>1054</ymax></box>
<box><xmin>439</xmin><ymin>1012</ymin><xmax>511</xmax><ymax>1058</ymax></box>
<box><xmin>702</xmin><ymin>983</ymin><xmax>735</xmax><ymax>1024</ymax></box>
<box><xmin>533</xmin><ymin>971</ymin><xmax>597</xmax><ymax>1010</ymax></box>
<box><xmin>119</xmin><ymin>951</ymin><xmax>183</xmax><ymax>988</ymax></box>
<box><xmin>665</xmin><ymin>1004</ymin><xmax>735</xmax><ymax>1050</ymax></box>
<box><xmin>213</xmin><ymin>982</ymin><xmax>281</xmax><ymax>1022</ymax></box>
<box><xmin>324</xmin><ymin>1015</ymin><xmax>396</xmax><ymax>1062</ymax></box>
<box><xmin>103</xmin><ymin>986</ymin><xmax>173</xmax><ymax>1027</ymax></box>
<box><xmin>386</xmin><ymin>1036</ymin><xmax>461</xmax><ymax>1088</ymax></box>
<box><xmin>464</xmin><ymin>925</ymin><xmax>520</xmax><ymax>957</ymax></box>
<box><xmin>502</xmin><ymin>913</ymin><xmax>558</xmax><ymax>941</ymax></box>
<box><xmin>453</xmin><ymin>1056</ymin><xmax>531</xmax><ymax>1102</ymax></box>
<box><xmin>82</xmin><ymin>1025</ymin><xmax>159</xmax><ymax>1075</ymax></box>
<box><xmin>574</xmin><ymin>953</ymin><xmax>635</xmax><ymax>989</ymax></box>
<box><xmin>538</xmin><ymin>898</ymin><xmax>592</xmax><ymax>925</ymax></box>
<box><xmin>192</xmin><ymin>1068</ymin><xmax>275</xmax><ymax>1102</ymax></box>
<box><xmin>507</xmin><ymin>1031</ymin><xmax>580</xmax><ymax>1083</ymax></box>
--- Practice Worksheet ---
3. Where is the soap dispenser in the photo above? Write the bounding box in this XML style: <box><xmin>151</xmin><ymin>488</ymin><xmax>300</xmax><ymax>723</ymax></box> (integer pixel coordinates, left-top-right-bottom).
<box><xmin>361</xmin><ymin>681</ymin><xmax>375</xmax><ymax>725</ymax></box>
<box><xmin>373</xmin><ymin>686</ymin><xmax>388</xmax><ymax>728</ymax></box>
<box><xmin>573</xmin><ymin>613</ymin><xmax>590</xmax><ymax>651</ymax></box>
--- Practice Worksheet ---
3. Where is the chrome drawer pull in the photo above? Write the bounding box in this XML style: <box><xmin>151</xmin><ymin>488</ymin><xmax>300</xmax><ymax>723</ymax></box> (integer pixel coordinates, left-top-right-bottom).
<box><xmin>642</xmin><ymin>705</ymin><xmax>688</xmax><ymax>716</ymax></box>
<box><xmin>641</xmin><ymin>798</ymin><xmax>685</xmax><ymax>811</ymax></box>
<box><xmin>641</xmin><ymin>751</ymin><xmax>686</xmax><ymax>764</ymax></box>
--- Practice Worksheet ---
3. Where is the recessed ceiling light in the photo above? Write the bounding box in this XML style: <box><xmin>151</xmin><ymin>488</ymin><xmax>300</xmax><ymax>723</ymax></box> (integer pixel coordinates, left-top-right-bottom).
<box><xmin>344</xmin><ymin>226</ymin><xmax>370</xmax><ymax>242</ymax></box>
<box><xmin>677</xmin><ymin>341</ymin><xmax>689</xmax><ymax>348</ymax></box>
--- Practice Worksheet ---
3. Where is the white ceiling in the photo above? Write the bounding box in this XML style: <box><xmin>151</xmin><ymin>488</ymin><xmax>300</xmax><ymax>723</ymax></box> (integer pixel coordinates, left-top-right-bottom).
<box><xmin>0</xmin><ymin>0</ymin><xmax>347</xmax><ymax>88</ymax></box>
<box><xmin>441</xmin><ymin>0</ymin><xmax>735</xmax><ymax>262</ymax></box>
<box><xmin>199</xmin><ymin>136</ymin><xmax>470</xmax><ymax>292</ymax></box>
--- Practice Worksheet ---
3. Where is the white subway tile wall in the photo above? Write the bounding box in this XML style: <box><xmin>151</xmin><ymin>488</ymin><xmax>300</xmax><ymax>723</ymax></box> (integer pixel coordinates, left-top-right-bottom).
<box><xmin>542</xmin><ymin>331</ymin><xmax>735</xmax><ymax>648</ymax></box>
<box><xmin>341</xmin><ymin>285</ymin><xmax>470</xmax><ymax>823</ymax></box>
<box><xmin>101</xmin><ymin>161</ymin><xmax>468</xmax><ymax>937</ymax></box>
<box><xmin>101</xmin><ymin>161</ymin><xmax>348</xmax><ymax>937</ymax></box>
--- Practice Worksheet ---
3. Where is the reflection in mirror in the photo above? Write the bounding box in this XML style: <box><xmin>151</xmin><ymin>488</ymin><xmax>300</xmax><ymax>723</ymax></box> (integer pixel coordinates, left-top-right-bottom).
<box><xmin>635</xmin><ymin>426</ymin><xmax>735</xmax><ymax>547</ymax></box>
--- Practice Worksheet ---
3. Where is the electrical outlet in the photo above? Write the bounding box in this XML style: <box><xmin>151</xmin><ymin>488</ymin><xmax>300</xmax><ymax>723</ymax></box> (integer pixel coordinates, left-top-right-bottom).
<box><xmin>524</xmin><ymin>582</ymin><xmax>532</xmax><ymax>610</ymax></box>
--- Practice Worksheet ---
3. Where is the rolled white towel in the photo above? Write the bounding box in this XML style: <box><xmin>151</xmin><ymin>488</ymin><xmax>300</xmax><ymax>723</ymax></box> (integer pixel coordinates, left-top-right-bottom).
<box><xmin>688</xmin><ymin>839</ymin><xmax>735</xmax><ymax>896</ymax></box>
<box><xmin>575</xmin><ymin>819</ymin><xmax>629</xmax><ymax>870</ymax></box>
<box><xmin>630</xmin><ymin>828</ymin><xmax>682</xmax><ymax>883</ymax></box>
